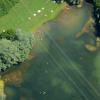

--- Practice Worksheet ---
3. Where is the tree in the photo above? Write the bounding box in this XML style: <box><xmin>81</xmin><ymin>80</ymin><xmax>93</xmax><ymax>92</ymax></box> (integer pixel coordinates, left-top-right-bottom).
<box><xmin>0</xmin><ymin>30</ymin><xmax>34</xmax><ymax>72</ymax></box>
<box><xmin>0</xmin><ymin>29</ymin><xmax>17</xmax><ymax>40</ymax></box>
<box><xmin>52</xmin><ymin>0</ymin><xmax>81</xmax><ymax>5</ymax></box>
<box><xmin>94</xmin><ymin>0</ymin><xmax>100</xmax><ymax>37</ymax></box>
<box><xmin>0</xmin><ymin>0</ymin><xmax>19</xmax><ymax>17</ymax></box>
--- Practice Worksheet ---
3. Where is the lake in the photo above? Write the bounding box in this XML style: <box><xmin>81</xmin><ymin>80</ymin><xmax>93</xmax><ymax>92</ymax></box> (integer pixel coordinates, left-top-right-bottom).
<box><xmin>4</xmin><ymin>2</ymin><xmax>100</xmax><ymax>100</ymax></box>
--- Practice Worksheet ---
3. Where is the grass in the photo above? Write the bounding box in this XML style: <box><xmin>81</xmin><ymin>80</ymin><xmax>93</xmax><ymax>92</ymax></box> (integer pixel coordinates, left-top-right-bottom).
<box><xmin>0</xmin><ymin>0</ymin><xmax>65</xmax><ymax>32</ymax></box>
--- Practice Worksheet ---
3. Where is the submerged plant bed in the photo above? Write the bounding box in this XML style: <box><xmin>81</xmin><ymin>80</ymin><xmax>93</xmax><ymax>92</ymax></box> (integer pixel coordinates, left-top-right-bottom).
<box><xmin>0</xmin><ymin>29</ymin><xmax>33</xmax><ymax>73</ymax></box>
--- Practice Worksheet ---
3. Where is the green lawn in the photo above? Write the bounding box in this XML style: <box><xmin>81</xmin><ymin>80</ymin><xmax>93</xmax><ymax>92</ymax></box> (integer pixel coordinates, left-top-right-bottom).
<box><xmin>0</xmin><ymin>0</ymin><xmax>65</xmax><ymax>32</ymax></box>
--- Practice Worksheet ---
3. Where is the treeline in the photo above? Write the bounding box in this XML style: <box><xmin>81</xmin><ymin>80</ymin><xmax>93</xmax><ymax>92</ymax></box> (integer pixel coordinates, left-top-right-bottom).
<box><xmin>52</xmin><ymin>0</ymin><xmax>81</xmax><ymax>5</ymax></box>
<box><xmin>86</xmin><ymin>0</ymin><xmax>100</xmax><ymax>37</ymax></box>
<box><xmin>0</xmin><ymin>29</ymin><xmax>34</xmax><ymax>72</ymax></box>
<box><xmin>0</xmin><ymin>0</ymin><xmax>19</xmax><ymax>17</ymax></box>
<box><xmin>93</xmin><ymin>0</ymin><xmax>100</xmax><ymax>37</ymax></box>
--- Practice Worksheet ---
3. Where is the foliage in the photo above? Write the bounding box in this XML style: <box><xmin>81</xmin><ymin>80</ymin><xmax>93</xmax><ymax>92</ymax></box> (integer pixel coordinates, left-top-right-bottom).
<box><xmin>65</xmin><ymin>0</ymin><xmax>81</xmax><ymax>5</ymax></box>
<box><xmin>0</xmin><ymin>30</ymin><xmax>33</xmax><ymax>72</ymax></box>
<box><xmin>93</xmin><ymin>0</ymin><xmax>100</xmax><ymax>37</ymax></box>
<box><xmin>94</xmin><ymin>7</ymin><xmax>100</xmax><ymax>37</ymax></box>
<box><xmin>52</xmin><ymin>0</ymin><xmax>81</xmax><ymax>5</ymax></box>
<box><xmin>0</xmin><ymin>0</ymin><xmax>19</xmax><ymax>17</ymax></box>
<box><xmin>0</xmin><ymin>29</ymin><xmax>17</xmax><ymax>40</ymax></box>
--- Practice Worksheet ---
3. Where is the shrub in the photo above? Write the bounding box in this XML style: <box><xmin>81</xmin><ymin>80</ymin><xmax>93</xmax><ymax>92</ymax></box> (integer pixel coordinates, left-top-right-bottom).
<box><xmin>0</xmin><ymin>30</ymin><xmax>34</xmax><ymax>72</ymax></box>
<box><xmin>0</xmin><ymin>29</ymin><xmax>17</xmax><ymax>40</ymax></box>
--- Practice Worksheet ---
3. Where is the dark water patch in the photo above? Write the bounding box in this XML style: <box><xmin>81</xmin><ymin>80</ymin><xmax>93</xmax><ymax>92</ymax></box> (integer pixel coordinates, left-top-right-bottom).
<box><xmin>5</xmin><ymin>85</ymin><xmax>20</xmax><ymax>100</ymax></box>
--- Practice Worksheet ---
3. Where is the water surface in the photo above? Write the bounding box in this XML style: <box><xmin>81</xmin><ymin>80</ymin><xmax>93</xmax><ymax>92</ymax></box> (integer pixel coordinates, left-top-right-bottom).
<box><xmin>5</xmin><ymin>3</ymin><xmax>100</xmax><ymax>100</ymax></box>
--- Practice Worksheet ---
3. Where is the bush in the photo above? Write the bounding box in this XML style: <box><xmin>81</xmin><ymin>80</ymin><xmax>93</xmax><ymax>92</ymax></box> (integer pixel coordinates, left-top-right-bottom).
<box><xmin>0</xmin><ymin>29</ymin><xmax>17</xmax><ymax>40</ymax></box>
<box><xmin>52</xmin><ymin>0</ymin><xmax>81</xmax><ymax>5</ymax></box>
<box><xmin>0</xmin><ymin>30</ymin><xmax>34</xmax><ymax>72</ymax></box>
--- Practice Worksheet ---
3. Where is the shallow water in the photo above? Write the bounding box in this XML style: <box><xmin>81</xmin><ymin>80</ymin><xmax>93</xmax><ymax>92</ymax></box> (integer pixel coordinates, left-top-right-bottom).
<box><xmin>5</xmin><ymin>3</ymin><xmax>100</xmax><ymax>100</ymax></box>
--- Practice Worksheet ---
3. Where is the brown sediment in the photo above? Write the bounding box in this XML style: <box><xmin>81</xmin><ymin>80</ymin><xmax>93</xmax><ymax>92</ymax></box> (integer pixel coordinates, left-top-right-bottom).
<box><xmin>85</xmin><ymin>44</ymin><xmax>97</xmax><ymax>52</ymax></box>
<box><xmin>57</xmin><ymin>6</ymin><xmax>71</xmax><ymax>21</ymax></box>
<box><xmin>1</xmin><ymin>38</ymin><xmax>37</xmax><ymax>85</ymax></box>
<box><xmin>76</xmin><ymin>17</ymin><xmax>95</xmax><ymax>38</ymax></box>
<box><xmin>2</xmin><ymin>54</ymin><xmax>36</xmax><ymax>86</ymax></box>
<box><xmin>28</xmin><ymin>54</ymin><xmax>36</xmax><ymax>60</ymax></box>
<box><xmin>3</xmin><ymin>71</ymin><xmax>22</xmax><ymax>86</ymax></box>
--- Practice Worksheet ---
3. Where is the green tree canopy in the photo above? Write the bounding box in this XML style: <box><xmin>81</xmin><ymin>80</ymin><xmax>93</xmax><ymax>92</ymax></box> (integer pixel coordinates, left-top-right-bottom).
<box><xmin>0</xmin><ymin>30</ymin><xmax>34</xmax><ymax>72</ymax></box>
<box><xmin>52</xmin><ymin>0</ymin><xmax>81</xmax><ymax>5</ymax></box>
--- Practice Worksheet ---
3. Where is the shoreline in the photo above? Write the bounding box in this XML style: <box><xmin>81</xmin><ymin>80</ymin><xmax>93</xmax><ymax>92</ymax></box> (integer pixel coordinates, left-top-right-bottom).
<box><xmin>1</xmin><ymin>4</ymin><xmax>67</xmax><ymax>85</ymax></box>
<box><xmin>32</xmin><ymin>4</ymin><xmax>66</xmax><ymax>33</ymax></box>
<box><xmin>1</xmin><ymin>1</ymin><xmax>95</xmax><ymax>86</ymax></box>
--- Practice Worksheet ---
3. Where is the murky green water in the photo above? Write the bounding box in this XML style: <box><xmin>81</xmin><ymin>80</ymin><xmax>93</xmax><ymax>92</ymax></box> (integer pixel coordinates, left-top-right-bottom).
<box><xmin>5</xmin><ymin>3</ymin><xmax>100</xmax><ymax>100</ymax></box>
